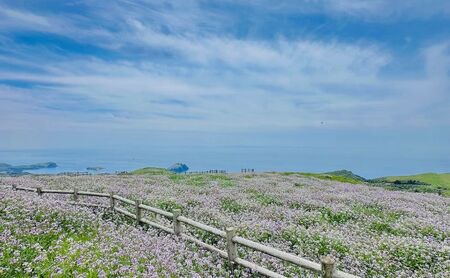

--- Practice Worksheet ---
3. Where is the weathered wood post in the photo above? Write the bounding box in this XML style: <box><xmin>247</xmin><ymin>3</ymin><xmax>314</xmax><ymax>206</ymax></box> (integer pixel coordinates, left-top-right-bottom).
<box><xmin>73</xmin><ymin>189</ymin><xmax>79</xmax><ymax>202</ymax></box>
<box><xmin>226</xmin><ymin>227</ymin><xmax>237</xmax><ymax>265</ymax></box>
<box><xmin>36</xmin><ymin>187</ymin><xmax>42</xmax><ymax>196</ymax></box>
<box><xmin>135</xmin><ymin>200</ymin><xmax>142</xmax><ymax>225</ymax></box>
<box><xmin>321</xmin><ymin>256</ymin><xmax>335</xmax><ymax>278</ymax></box>
<box><xmin>173</xmin><ymin>209</ymin><xmax>182</xmax><ymax>236</ymax></box>
<box><xmin>109</xmin><ymin>192</ymin><xmax>115</xmax><ymax>210</ymax></box>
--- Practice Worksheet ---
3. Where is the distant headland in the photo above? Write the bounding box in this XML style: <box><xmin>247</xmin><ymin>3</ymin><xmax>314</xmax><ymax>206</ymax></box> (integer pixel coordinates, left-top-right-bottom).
<box><xmin>0</xmin><ymin>162</ymin><xmax>57</xmax><ymax>174</ymax></box>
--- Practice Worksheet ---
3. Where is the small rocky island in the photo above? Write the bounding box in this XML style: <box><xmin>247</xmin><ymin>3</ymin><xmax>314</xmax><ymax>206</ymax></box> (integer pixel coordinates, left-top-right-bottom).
<box><xmin>167</xmin><ymin>163</ymin><xmax>189</xmax><ymax>173</ymax></box>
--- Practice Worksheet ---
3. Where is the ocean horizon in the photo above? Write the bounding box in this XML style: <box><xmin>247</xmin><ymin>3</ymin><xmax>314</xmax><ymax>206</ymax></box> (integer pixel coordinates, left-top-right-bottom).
<box><xmin>1</xmin><ymin>146</ymin><xmax>449</xmax><ymax>179</ymax></box>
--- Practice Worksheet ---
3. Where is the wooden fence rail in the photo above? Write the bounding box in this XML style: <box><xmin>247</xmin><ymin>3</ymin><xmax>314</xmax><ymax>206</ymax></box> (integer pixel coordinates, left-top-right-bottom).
<box><xmin>5</xmin><ymin>185</ymin><xmax>360</xmax><ymax>278</ymax></box>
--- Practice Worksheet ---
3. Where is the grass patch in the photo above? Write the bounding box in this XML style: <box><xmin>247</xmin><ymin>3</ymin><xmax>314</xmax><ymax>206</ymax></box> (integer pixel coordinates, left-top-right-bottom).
<box><xmin>186</xmin><ymin>175</ymin><xmax>208</xmax><ymax>186</ymax></box>
<box><xmin>369</xmin><ymin>221</ymin><xmax>405</xmax><ymax>236</ymax></box>
<box><xmin>169</xmin><ymin>174</ymin><xmax>188</xmax><ymax>182</ymax></box>
<box><xmin>168</xmin><ymin>174</ymin><xmax>234</xmax><ymax>187</ymax></box>
<box><xmin>353</xmin><ymin>203</ymin><xmax>402</xmax><ymax>222</ymax></box>
<box><xmin>297</xmin><ymin>215</ymin><xmax>320</xmax><ymax>229</ymax></box>
<box><xmin>169</xmin><ymin>174</ymin><xmax>207</xmax><ymax>186</ymax></box>
<box><xmin>418</xmin><ymin>225</ymin><xmax>448</xmax><ymax>241</ymax></box>
<box><xmin>289</xmin><ymin>202</ymin><xmax>323</xmax><ymax>212</ymax></box>
<box><xmin>353</xmin><ymin>203</ymin><xmax>406</xmax><ymax>235</ymax></box>
<box><xmin>294</xmin><ymin>206</ymin><xmax>355</xmax><ymax>225</ymax></box>
<box><xmin>319</xmin><ymin>208</ymin><xmax>355</xmax><ymax>224</ymax></box>
<box><xmin>389</xmin><ymin>244</ymin><xmax>442</xmax><ymax>271</ymax></box>
<box><xmin>300</xmin><ymin>172</ymin><xmax>362</xmax><ymax>184</ymax></box>
<box><xmin>210</xmin><ymin>174</ymin><xmax>235</xmax><ymax>187</ymax></box>
<box><xmin>255</xmin><ymin>230</ymin><xmax>274</xmax><ymax>242</ymax></box>
<box><xmin>282</xmin><ymin>229</ymin><xmax>350</xmax><ymax>256</ymax></box>
<box><xmin>221</xmin><ymin>198</ymin><xmax>244</xmax><ymax>213</ymax></box>
<box><xmin>251</xmin><ymin>192</ymin><xmax>281</xmax><ymax>206</ymax></box>
<box><xmin>155</xmin><ymin>200</ymin><xmax>184</xmax><ymax>212</ymax></box>
<box><xmin>280</xmin><ymin>172</ymin><xmax>298</xmax><ymax>176</ymax></box>
<box><xmin>219</xmin><ymin>180</ymin><xmax>234</xmax><ymax>187</ymax></box>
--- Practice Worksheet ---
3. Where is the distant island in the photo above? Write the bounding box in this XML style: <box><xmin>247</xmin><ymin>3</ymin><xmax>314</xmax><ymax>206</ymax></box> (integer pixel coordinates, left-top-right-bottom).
<box><xmin>0</xmin><ymin>162</ymin><xmax>57</xmax><ymax>174</ymax></box>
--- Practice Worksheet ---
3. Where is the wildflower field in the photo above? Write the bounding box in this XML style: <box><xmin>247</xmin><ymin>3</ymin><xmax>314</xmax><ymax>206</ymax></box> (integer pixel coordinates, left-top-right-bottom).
<box><xmin>0</xmin><ymin>172</ymin><xmax>449</xmax><ymax>277</ymax></box>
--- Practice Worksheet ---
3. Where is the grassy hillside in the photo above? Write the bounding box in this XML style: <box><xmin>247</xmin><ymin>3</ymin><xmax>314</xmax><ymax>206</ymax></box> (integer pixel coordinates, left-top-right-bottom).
<box><xmin>130</xmin><ymin>167</ymin><xmax>171</xmax><ymax>175</ymax></box>
<box><xmin>281</xmin><ymin>170</ymin><xmax>365</xmax><ymax>184</ymax></box>
<box><xmin>379</xmin><ymin>173</ymin><xmax>450</xmax><ymax>196</ymax></box>
<box><xmin>129</xmin><ymin>167</ymin><xmax>450</xmax><ymax>197</ymax></box>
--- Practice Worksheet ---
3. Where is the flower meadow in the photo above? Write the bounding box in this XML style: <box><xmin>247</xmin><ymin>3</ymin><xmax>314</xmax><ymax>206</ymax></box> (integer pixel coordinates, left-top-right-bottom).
<box><xmin>0</xmin><ymin>172</ymin><xmax>449</xmax><ymax>277</ymax></box>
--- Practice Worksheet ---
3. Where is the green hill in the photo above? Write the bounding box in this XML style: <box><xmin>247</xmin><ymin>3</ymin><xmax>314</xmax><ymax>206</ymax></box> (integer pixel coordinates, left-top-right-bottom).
<box><xmin>324</xmin><ymin>170</ymin><xmax>367</xmax><ymax>182</ymax></box>
<box><xmin>130</xmin><ymin>167</ymin><xmax>171</xmax><ymax>175</ymax></box>
<box><xmin>282</xmin><ymin>170</ymin><xmax>366</xmax><ymax>184</ymax></box>
<box><xmin>379</xmin><ymin>173</ymin><xmax>450</xmax><ymax>196</ymax></box>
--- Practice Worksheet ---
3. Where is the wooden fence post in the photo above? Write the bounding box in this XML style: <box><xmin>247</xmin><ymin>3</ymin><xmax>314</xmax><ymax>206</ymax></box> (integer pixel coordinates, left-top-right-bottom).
<box><xmin>173</xmin><ymin>209</ymin><xmax>182</xmax><ymax>235</ymax></box>
<box><xmin>36</xmin><ymin>187</ymin><xmax>42</xmax><ymax>196</ymax></box>
<box><xmin>109</xmin><ymin>192</ymin><xmax>115</xmax><ymax>210</ymax></box>
<box><xmin>135</xmin><ymin>200</ymin><xmax>142</xmax><ymax>224</ymax></box>
<box><xmin>321</xmin><ymin>256</ymin><xmax>335</xmax><ymax>278</ymax></box>
<box><xmin>73</xmin><ymin>189</ymin><xmax>79</xmax><ymax>202</ymax></box>
<box><xmin>226</xmin><ymin>227</ymin><xmax>237</xmax><ymax>264</ymax></box>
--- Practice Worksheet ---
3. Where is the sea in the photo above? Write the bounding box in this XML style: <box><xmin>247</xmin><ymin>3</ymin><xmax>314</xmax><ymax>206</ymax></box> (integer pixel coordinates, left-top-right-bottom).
<box><xmin>1</xmin><ymin>146</ymin><xmax>449</xmax><ymax>179</ymax></box>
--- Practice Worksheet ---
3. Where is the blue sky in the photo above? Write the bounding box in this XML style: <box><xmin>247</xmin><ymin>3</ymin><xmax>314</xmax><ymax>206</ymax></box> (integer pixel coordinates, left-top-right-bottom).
<box><xmin>0</xmin><ymin>1</ymin><xmax>450</xmax><ymax>154</ymax></box>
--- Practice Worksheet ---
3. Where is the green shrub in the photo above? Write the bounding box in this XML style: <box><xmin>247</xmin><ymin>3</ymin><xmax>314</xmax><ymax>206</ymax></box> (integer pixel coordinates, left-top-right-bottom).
<box><xmin>297</xmin><ymin>216</ymin><xmax>320</xmax><ymax>229</ymax></box>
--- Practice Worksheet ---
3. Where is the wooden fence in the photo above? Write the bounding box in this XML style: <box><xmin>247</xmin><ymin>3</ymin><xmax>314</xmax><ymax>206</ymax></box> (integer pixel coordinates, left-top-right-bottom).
<box><xmin>187</xmin><ymin>170</ymin><xmax>227</xmax><ymax>174</ymax></box>
<box><xmin>241</xmin><ymin>169</ymin><xmax>255</xmax><ymax>173</ymax></box>
<box><xmin>5</xmin><ymin>185</ymin><xmax>359</xmax><ymax>278</ymax></box>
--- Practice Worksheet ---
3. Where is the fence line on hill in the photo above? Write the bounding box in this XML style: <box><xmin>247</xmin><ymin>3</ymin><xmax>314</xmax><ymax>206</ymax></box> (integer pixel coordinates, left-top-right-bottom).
<box><xmin>241</xmin><ymin>169</ymin><xmax>255</xmax><ymax>173</ymax></box>
<box><xmin>5</xmin><ymin>185</ymin><xmax>360</xmax><ymax>278</ymax></box>
<box><xmin>187</xmin><ymin>170</ymin><xmax>227</xmax><ymax>174</ymax></box>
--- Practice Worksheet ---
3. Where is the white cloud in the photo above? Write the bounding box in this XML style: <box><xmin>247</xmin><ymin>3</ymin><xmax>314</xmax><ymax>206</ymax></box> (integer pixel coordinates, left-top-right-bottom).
<box><xmin>0</xmin><ymin>6</ymin><xmax>52</xmax><ymax>29</ymax></box>
<box><xmin>0</xmin><ymin>0</ymin><xmax>449</xmax><ymax>135</ymax></box>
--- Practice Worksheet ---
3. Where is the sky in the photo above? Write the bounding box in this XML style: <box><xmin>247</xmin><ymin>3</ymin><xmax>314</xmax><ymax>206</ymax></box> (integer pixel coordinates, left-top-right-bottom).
<box><xmin>0</xmin><ymin>1</ymin><xmax>450</xmax><ymax>159</ymax></box>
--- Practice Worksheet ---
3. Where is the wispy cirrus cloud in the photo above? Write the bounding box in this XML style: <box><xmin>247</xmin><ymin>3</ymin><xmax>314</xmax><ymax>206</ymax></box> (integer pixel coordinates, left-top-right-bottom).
<box><xmin>222</xmin><ymin>0</ymin><xmax>450</xmax><ymax>19</ymax></box>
